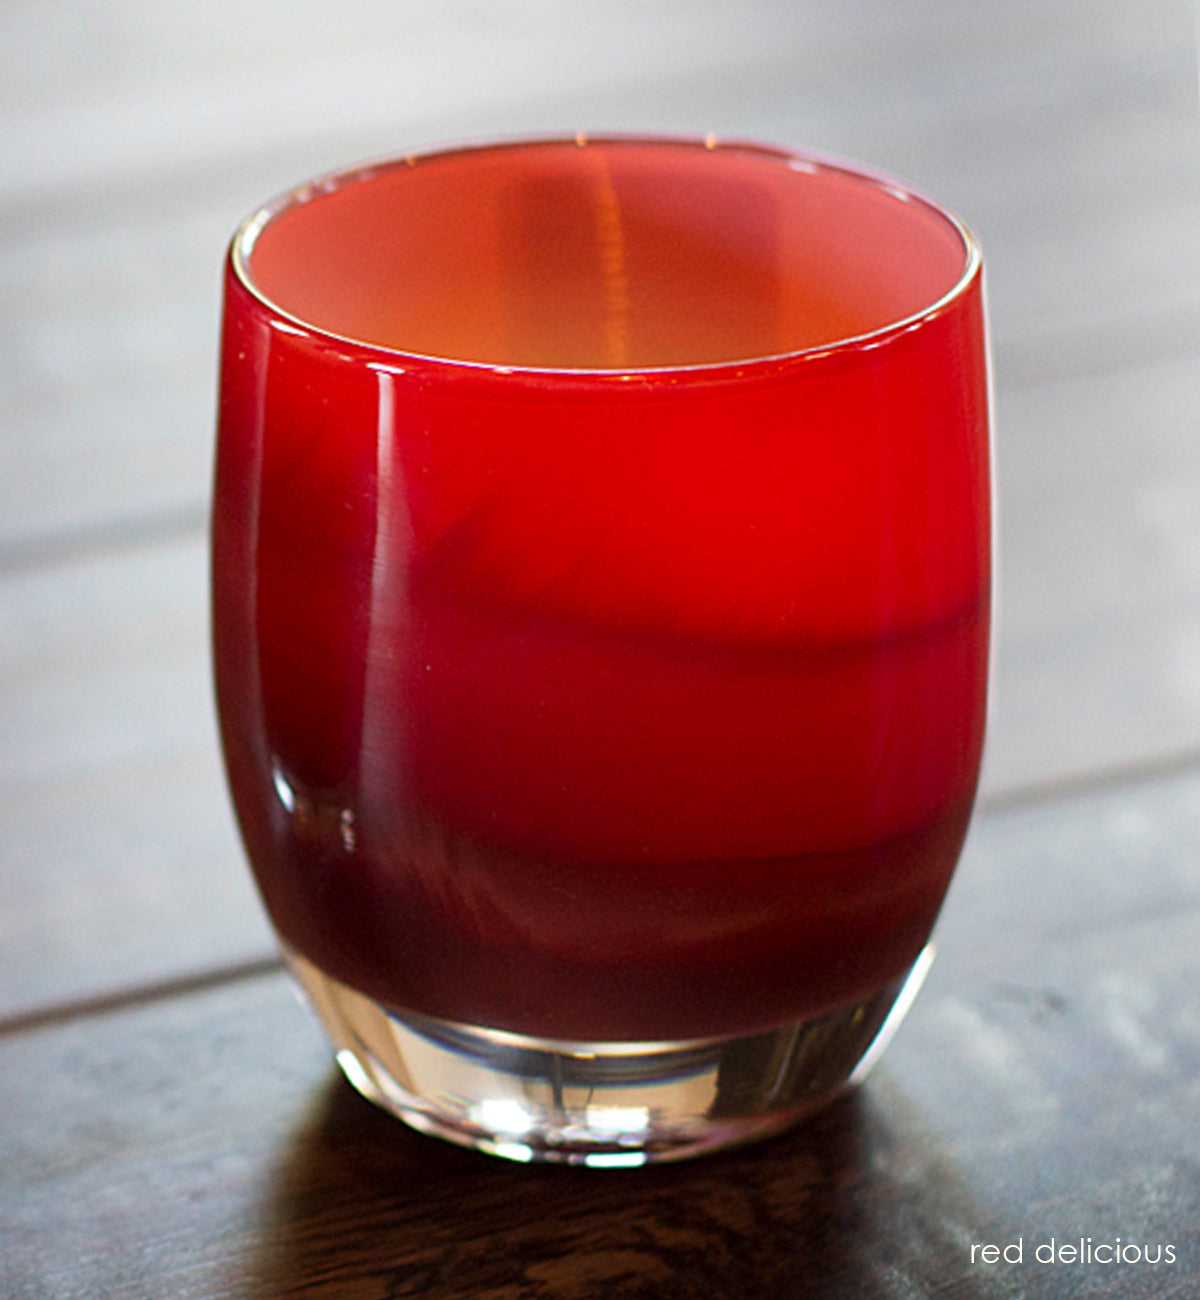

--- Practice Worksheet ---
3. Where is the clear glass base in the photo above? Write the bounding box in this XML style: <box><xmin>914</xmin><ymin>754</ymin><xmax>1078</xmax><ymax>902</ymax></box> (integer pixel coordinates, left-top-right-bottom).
<box><xmin>282</xmin><ymin>943</ymin><xmax>933</xmax><ymax>1166</ymax></box>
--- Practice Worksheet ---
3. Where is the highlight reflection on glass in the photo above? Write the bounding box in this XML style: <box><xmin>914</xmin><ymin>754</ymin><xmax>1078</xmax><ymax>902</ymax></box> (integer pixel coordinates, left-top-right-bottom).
<box><xmin>212</xmin><ymin>135</ymin><xmax>991</xmax><ymax>1164</ymax></box>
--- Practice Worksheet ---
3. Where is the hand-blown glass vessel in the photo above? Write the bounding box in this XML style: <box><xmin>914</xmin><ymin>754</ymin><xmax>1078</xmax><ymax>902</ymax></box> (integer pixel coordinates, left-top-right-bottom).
<box><xmin>212</xmin><ymin>134</ymin><xmax>991</xmax><ymax>1165</ymax></box>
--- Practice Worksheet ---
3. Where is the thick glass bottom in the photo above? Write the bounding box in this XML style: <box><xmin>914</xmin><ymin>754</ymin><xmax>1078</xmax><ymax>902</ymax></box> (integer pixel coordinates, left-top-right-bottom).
<box><xmin>282</xmin><ymin>943</ymin><xmax>933</xmax><ymax>1166</ymax></box>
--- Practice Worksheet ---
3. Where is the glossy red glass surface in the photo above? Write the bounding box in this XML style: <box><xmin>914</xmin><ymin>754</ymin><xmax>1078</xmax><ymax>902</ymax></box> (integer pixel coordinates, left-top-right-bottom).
<box><xmin>213</xmin><ymin>137</ymin><xmax>990</xmax><ymax>1042</ymax></box>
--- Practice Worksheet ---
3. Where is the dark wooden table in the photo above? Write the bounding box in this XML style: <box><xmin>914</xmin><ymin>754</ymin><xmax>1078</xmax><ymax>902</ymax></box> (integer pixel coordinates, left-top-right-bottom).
<box><xmin>3</xmin><ymin>2</ymin><xmax>1199</xmax><ymax>1295</ymax></box>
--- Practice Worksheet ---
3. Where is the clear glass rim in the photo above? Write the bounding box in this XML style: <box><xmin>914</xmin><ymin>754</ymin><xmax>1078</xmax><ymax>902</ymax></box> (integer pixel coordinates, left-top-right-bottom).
<box><xmin>229</xmin><ymin>132</ymin><xmax>984</xmax><ymax>380</ymax></box>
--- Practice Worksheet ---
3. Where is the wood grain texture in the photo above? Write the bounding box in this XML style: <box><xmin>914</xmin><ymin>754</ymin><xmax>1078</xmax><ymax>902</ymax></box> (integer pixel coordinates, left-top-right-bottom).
<box><xmin>3</xmin><ymin>767</ymin><xmax>1199</xmax><ymax>1298</ymax></box>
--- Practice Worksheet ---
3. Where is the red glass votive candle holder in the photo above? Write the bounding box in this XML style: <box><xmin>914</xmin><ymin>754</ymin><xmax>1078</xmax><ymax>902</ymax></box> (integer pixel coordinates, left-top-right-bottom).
<box><xmin>212</xmin><ymin>134</ymin><xmax>990</xmax><ymax>1165</ymax></box>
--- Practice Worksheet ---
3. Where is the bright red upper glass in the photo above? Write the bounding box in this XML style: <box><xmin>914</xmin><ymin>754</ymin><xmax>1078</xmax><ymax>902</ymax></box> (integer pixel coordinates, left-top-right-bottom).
<box><xmin>213</xmin><ymin>136</ymin><xmax>990</xmax><ymax>1043</ymax></box>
